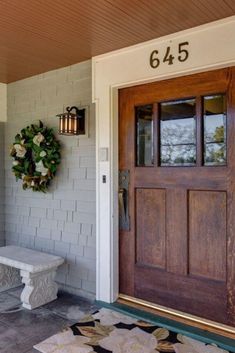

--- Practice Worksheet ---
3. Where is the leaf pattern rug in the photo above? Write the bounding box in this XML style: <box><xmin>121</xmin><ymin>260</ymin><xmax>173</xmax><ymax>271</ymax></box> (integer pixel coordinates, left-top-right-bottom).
<box><xmin>34</xmin><ymin>308</ymin><xmax>232</xmax><ymax>353</ymax></box>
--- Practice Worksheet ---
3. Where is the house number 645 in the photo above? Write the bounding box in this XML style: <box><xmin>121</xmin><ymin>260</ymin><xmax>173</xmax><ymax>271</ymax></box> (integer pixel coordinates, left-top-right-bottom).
<box><xmin>150</xmin><ymin>41</ymin><xmax>189</xmax><ymax>69</ymax></box>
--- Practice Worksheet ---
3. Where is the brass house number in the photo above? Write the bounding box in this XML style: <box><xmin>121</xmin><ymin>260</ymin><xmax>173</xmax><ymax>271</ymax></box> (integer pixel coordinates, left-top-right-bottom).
<box><xmin>150</xmin><ymin>41</ymin><xmax>189</xmax><ymax>68</ymax></box>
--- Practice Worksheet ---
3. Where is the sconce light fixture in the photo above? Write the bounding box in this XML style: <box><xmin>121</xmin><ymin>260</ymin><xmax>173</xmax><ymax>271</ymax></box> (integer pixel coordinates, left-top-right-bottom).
<box><xmin>56</xmin><ymin>106</ymin><xmax>85</xmax><ymax>135</ymax></box>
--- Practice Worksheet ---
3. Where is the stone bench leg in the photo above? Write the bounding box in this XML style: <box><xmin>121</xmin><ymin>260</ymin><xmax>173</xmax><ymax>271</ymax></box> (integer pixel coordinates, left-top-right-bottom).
<box><xmin>0</xmin><ymin>264</ymin><xmax>21</xmax><ymax>292</ymax></box>
<box><xmin>20</xmin><ymin>268</ymin><xmax>58</xmax><ymax>310</ymax></box>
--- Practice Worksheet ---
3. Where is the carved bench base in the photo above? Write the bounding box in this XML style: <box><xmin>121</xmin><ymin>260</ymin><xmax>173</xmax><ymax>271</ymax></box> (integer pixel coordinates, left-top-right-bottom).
<box><xmin>0</xmin><ymin>265</ymin><xmax>59</xmax><ymax>309</ymax></box>
<box><xmin>0</xmin><ymin>264</ymin><xmax>21</xmax><ymax>292</ymax></box>
<box><xmin>20</xmin><ymin>268</ymin><xmax>58</xmax><ymax>310</ymax></box>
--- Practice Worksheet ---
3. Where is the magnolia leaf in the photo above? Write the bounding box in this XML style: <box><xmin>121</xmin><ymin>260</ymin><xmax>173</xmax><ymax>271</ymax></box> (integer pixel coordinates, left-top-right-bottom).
<box><xmin>156</xmin><ymin>341</ymin><xmax>175</xmax><ymax>352</ymax></box>
<box><xmin>153</xmin><ymin>327</ymin><xmax>169</xmax><ymax>340</ymax></box>
<box><xmin>50</xmin><ymin>166</ymin><xmax>56</xmax><ymax>174</ymax></box>
<box><xmin>94</xmin><ymin>322</ymin><xmax>114</xmax><ymax>335</ymax></box>
<box><xmin>87</xmin><ymin>337</ymin><xmax>101</xmax><ymax>346</ymax></box>
<box><xmin>137</xmin><ymin>320</ymin><xmax>155</xmax><ymax>327</ymax></box>
<box><xmin>78</xmin><ymin>322</ymin><xmax>113</xmax><ymax>340</ymax></box>
<box><xmin>14</xmin><ymin>165</ymin><xmax>24</xmax><ymax>172</ymax></box>
<box><xmin>177</xmin><ymin>334</ymin><xmax>185</xmax><ymax>343</ymax></box>
<box><xmin>15</xmin><ymin>134</ymin><xmax>21</xmax><ymax>143</ymax></box>
<box><xmin>78</xmin><ymin>326</ymin><xmax>99</xmax><ymax>338</ymax></box>
<box><xmin>88</xmin><ymin>333</ymin><xmax>113</xmax><ymax>347</ymax></box>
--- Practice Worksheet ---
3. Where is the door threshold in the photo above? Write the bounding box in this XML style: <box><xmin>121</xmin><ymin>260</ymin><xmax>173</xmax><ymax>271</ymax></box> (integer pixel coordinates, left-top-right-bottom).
<box><xmin>118</xmin><ymin>294</ymin><xmax>235</xmax><ymax>340</ymax></box>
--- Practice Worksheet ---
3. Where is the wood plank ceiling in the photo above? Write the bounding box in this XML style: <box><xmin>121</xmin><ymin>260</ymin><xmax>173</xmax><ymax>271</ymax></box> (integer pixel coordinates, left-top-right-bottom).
<box><xmin>0</xmin><ymin>0</ymin><xmax>234</xmax><ymax>83</ymax></box>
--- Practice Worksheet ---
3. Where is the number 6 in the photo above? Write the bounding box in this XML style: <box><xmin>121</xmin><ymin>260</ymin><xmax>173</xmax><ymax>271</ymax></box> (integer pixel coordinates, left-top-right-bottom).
<box><xmin>178</xmin><ymin>42</ymin><xmax>189</xmax><ymax>62</ymax></box>
<box><xmin>150</xmin><ymin>50</ymin><xmax>160</xmax><ymax>69</ymax></box>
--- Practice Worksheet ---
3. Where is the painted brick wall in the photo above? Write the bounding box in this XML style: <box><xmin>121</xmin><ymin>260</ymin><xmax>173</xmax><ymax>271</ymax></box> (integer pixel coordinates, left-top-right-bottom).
<box><xmin>4</xmin><ymin>60</ymin><xmax>96</xmax><ymax>299</ymax></box>
<box><xmin>0</xmin><ymin>123</ymin><xmax>5</xmax><ymax>246</ymax></box>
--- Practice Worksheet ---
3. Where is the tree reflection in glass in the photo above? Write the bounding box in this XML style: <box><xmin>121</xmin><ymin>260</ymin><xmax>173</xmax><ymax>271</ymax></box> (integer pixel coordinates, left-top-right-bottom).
<box><xmin>136</xmin><ymin>105</ymin><xmax>153</xmax><ymax>166</ymax></box>
<box><xmin>160</xmin><ymin>99</ymin><xmax>196</xmax><ymax>166</ymax></box>
<box><xmin>204</xmin><ymin>95</ymin><xmax>226</xmax><ymax>166</ymax></box>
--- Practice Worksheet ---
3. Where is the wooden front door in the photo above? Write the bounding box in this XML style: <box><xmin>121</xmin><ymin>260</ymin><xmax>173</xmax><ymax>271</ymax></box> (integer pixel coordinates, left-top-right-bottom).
<box><xmin>119</xmin><ymin>67</ymin><xmax>235</xmax><ymax>326</ymax></box>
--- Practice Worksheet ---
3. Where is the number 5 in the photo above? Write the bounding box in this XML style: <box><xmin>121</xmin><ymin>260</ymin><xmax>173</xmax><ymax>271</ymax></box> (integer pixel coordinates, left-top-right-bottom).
<box><xmin>178</xmin><ymin>42</ymin><xmax>189</xmax><ymax>62</ymax></box>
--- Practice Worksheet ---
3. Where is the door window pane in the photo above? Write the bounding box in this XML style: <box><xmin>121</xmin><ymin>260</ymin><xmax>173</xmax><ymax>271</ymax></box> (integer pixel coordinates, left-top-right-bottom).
<box><xmin>203</xmin><ymin>95</ymin><xmax>226</xmax><ymax>166</ymax></box>
<box><xmin>136</xmin><ymin>105</ymin><xmax>153</xmax><ymax>166</ymax></box>
<box><xmin>160</xmin><ymin>99</ymin><xmax>196</xmax><ymax>166</ymax></box>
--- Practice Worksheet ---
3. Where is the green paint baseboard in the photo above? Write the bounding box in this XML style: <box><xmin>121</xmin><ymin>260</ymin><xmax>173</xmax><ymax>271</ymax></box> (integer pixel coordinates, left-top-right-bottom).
<box><xmin>96</xmin><ymin>300</ymin><xmax>235</xmax><ymax>352</ymax></box>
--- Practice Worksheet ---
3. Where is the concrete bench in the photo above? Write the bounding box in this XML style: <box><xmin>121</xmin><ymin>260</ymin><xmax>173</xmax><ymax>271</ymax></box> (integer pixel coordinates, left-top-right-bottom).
<box><xmin>0</xmin><ymin>246</ymin><xmax>64</xmax><ymax>310</ymax></box>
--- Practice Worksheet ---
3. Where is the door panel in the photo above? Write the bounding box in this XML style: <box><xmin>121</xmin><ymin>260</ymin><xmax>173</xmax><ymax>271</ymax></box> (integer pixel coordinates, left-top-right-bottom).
<box><xmin>134</xmin><ymin>266</ymin><xmax>227</xmax><ymax>323</ymax></box>
<box><xmin>136</xmin><ymin>188</ymin><xmax>166</xmax><ymax>269</ymax></box>
<box><xmin>189</xmin><ymin>190</ymin><xmax>227</xmax><ymax>281</ymax></box>
<box><xmin>119</xmin><ymin>67</ymin><xmax>235</xmax><ymax>326</ymax></box>
<box><xmin>166</xmin><ymin>189</ymin><xmax>188</xmax><ymax>275</ymax></box>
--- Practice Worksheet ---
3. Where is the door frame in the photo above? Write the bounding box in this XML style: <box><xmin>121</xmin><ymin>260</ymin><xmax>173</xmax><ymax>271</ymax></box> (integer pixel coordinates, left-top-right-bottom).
<box><xmin>92</xmin><ymin>16</ymin><xmax>235</xmax><ymax>306</ymax></box>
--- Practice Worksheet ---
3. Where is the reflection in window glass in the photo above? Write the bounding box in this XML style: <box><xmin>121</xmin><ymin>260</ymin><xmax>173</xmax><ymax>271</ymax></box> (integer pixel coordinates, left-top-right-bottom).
<box><xmin>204</xmin><ymin>95</ymin><xmax>226</xmax><ymax>166</ymax></box>
<box><xmin>160</xmin><ymin>99</ymin><xmax>196</xmax><ymax>166</ymax></box>
<box><xmin>136</xmin><ymin>105</ymin><xmax>153</xmax><ymax>166</ymax></box>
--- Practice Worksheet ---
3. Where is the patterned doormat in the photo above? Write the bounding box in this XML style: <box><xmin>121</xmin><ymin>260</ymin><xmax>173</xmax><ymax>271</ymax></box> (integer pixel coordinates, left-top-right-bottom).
<box><xmin>34</xmin><ymin>308</ymin><xmax>232</xmax><ymax>353</ymax></box>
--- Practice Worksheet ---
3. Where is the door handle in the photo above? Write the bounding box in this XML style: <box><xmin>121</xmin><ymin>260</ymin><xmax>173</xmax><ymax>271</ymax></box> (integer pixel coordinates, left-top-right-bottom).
<box><xmin>119</xmin><ymin>170</ymin><xmax>130</xmax><ymax>231</ymax></box>
<box><xmin>119</xmin><ymin>188</ymin><xmax>127</xmax><ymax>222</ymax></box>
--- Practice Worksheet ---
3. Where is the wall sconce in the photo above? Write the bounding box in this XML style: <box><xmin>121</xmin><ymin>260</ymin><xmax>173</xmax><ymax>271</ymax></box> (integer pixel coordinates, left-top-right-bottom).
<box><xmin>56</xmin><ymin>106</ymin><xmax>85</xmax><ymax>135</ymax></box>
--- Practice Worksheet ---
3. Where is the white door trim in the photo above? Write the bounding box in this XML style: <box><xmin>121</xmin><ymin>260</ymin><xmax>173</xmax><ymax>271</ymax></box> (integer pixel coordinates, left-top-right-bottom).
<box><xmin>92</xmin><ymin>16</ymin><xmax>235</xmax><ymax>303</ymax></box>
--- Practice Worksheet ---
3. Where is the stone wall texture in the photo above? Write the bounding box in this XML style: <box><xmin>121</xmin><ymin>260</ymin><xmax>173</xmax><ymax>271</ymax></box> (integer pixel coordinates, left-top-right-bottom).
<box><xmin>4</xmin><ymin>60</ymin><xmax>96</xmax><ymax>299</ymax></box>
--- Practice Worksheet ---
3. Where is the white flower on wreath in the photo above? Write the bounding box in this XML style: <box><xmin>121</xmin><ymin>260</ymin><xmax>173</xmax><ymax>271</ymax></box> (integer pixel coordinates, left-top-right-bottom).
<box><xmin>12</xmin><ymin>160</ymin><xmax>19</xmax><ymax>166</ymax></box>
<box><xmin>35</xmin><ymin>160</ymin><xmax>48</xmax><ymax>176</ymax></box>
<box><xmin>39</xmin><ymin>150</ymin><xmax>47</xmax><ymax>158</ymax></box>
<box><xmin>174</xmin><ymin>335</ymin><xmax>229</xmax><ymax>353</ymax></box>
<box><xmin>14</xmin><ymin>144</ymin><xmax>27</xmax><ymax>158</ymax></box>
<box><xmin>33</xmin><ymin>132</ymin><xmax>44</xmax><ymax>146</ymax></box>
<box><xmin>99</xmin><ymin>327</ymin><xmax>158</xmax><ymax>353</ymax></box>
<box><xmin>92</xmin><ymin>308</ymin><xmax>137</xmax><ymax>326</ymax></box>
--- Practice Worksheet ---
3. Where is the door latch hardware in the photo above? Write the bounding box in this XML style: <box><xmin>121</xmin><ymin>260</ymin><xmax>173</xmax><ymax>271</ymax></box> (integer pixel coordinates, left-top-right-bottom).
<box><xmin>119</xmin><ymin>170</ymin><xmax>130</xmax><ymax>231</ymax></box>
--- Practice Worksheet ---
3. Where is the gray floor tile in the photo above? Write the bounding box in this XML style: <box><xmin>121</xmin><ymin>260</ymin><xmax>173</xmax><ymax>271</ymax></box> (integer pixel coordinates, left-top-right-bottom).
<box><xmin>0</xmin><ymin>334</ymin><xmax>47</xmax><ymax>353</ymax></box>
<box><xmin>0</xmin><ymin>319</ymin><xmax>37</xmax><ymax>353</ymax></box>
<box><xmin>0</xmin><ymin>321</ymin><xmax>22</xmax><ymax>348</ymax></box>
<box><xmin>0</xmin><ymin>291</ymin><xmax>21</xmax><ymax>312</ymax></box>
<box><xmin>44</xmin><ymin>291</ymin><xmax>98</xmax><ymax>321</ymax></box>
<box><xmin>0</xmin><ymin>306</ymin><xmax>71</xmax><ymax>338</ymax></box>
<box><xmin>0</xmin><ymin>288</ymin><xmax>96</xmax><ymax>352</ymax></box>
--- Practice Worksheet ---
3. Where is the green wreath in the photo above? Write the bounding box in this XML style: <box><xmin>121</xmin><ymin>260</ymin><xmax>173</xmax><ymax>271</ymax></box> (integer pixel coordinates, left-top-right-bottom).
<box><xmin>10</xmin><ymin>121</ymin><xmax>61</xmax><ymax>192</ymax></box>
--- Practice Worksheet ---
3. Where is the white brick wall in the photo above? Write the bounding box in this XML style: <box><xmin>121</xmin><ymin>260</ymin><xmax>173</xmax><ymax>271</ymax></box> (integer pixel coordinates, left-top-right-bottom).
<box><xmin>0</xmin><ymin>123</ymin><xmax>4</xmax><ymax>246</ymax></box>
<box><xmin>4</xmin><ymin>60</ymin><xmax>96</xmax><ymax>299</ymax></box>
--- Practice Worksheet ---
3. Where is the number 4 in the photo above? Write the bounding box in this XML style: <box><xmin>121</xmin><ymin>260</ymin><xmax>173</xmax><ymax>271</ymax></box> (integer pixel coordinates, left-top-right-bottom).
<box><xmin>163</xmin><ymin>46</ymin><xmax>174</xmax><ymax>65</ymax></box>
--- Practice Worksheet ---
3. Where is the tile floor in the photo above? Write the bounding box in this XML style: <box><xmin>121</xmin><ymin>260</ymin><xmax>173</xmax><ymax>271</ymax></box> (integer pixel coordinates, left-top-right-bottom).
<box><xmin>0</xmin><ymin>286</ymin><xmax>98</xmax><ymax>353</ymax></box>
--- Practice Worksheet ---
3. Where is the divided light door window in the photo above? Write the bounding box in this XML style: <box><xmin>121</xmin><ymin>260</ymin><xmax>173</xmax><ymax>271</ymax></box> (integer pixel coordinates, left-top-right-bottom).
<box><xmin>136</xmin><ymin>94</ymin><xmax>226</xmax><ymax>167</ymax></box>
